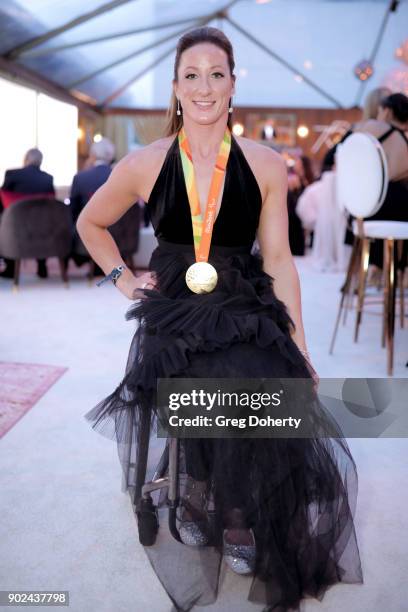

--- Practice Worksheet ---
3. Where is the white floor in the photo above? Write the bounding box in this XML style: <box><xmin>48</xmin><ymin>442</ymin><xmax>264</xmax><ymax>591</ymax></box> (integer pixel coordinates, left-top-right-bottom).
<box><xmin>0</xmin><ymin>256</ymin><xmax>407</xmax><ymax>612</ymax></box>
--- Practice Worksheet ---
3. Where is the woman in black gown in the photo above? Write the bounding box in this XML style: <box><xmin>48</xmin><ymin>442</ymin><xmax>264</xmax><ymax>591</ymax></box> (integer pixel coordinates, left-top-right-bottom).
<box><xmin>353</xmin><ymin>93</ymin><xmax>408</xmax><ymax>271</ymax></box>
<box><xmin>287</xmin><ymin>156</ymin><xmax>314</xmax><ymax>256</ymax></box>
<box><xmin>341</xmin><ymin>93</ymin><xmax>408</xmax><ymax>272</ymax></box>
<box><xmin>78</xmin><ymin>27</ymin><xmax>363</xmax><ymax>612</ymax></box>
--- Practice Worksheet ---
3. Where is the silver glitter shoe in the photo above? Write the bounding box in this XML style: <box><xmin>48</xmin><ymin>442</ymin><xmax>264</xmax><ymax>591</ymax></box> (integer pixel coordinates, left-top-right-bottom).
<box><xmin>178</xmin><ymin>479</ymin><xmax>209</xmax><ymax>547</ymax></box>
<box><xmin>179</xmin><ymin>519</ymin><xmax>208</xmax><ymax>546</ymax></box>
<box><xmin>222</xmin><ymin>528</ymin><xmax>256</xmax><ymax>575</ymax></box>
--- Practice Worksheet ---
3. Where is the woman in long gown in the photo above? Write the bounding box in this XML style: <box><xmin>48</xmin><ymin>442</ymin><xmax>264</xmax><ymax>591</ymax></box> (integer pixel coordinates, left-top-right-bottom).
<box><xmin>339</xmin><ymin>91</ymin><xmax>408</xmax><ymax>274</ymax></box>
<box><xmin>287</xmin><ymin>156</ymin><xmax>314</xmax><ymax>256</ymax></box>
<box><xmin>78</xmin><ymin>26</ymin><xmax>363</xmax><ymax>612</ymax></box>
<box><xmin>352</xmin><ymin>93</ymin><xmax>408</xmax><ymax>272</ymax></box>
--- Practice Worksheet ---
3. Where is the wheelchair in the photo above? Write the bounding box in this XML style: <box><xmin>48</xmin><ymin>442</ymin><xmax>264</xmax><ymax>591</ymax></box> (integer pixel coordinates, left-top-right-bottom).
<box><xmin>131</xmin><ymin>405</ymin><xmax>182</xmax><ymax>546</ymax></box>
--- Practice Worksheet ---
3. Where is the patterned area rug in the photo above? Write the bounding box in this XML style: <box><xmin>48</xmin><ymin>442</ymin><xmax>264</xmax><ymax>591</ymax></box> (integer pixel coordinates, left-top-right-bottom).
<box><xmin>0</xmin><ymin>362</ymin><xmax>67</xmax><ymax>438</ymax></box>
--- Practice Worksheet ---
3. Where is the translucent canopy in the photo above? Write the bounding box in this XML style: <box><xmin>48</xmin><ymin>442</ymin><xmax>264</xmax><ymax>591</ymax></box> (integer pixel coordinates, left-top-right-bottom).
<box><xmin>1</xmin><ymin>0</ymin><xmax>407</xmax><ymax>110</ymax></box>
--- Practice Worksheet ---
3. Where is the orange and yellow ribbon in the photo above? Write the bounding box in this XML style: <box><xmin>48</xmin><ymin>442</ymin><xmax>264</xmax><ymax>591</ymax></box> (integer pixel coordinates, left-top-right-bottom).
<box><xmin>178</xmin><ymin>126</ymin><xmax>231</xmax><ymax>262</ymax></box>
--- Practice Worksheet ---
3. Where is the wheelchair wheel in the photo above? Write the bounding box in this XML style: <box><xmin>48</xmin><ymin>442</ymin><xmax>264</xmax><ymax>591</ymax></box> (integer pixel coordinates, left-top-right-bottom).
<box><xmin>137</xmin><ymin>496</ymin><xmax>159</xmax><ymax>546</ymax></box>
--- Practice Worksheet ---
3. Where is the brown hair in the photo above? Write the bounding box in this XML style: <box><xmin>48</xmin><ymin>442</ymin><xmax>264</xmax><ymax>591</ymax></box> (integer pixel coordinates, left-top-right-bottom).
<box><xmin>163</xmin><ymin>26</ymin><xmax>236</xmax><ymax>137</ymax></box>
<box><xmin>380</xmin><ymin>92</ymin><xmax>408</xmax><ymax>125</ymax></box>
<box><xmin>362</xmin><ymin>87</ymin><xmax>391</xmax><ymax>120</ymax></box>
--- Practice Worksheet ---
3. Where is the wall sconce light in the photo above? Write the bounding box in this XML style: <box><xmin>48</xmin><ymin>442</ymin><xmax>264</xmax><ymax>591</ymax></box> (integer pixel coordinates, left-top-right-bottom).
<box><xmin>297</xmin><ymin>125</ymin><xmax>309</xmax><ymax>138</ymax></box>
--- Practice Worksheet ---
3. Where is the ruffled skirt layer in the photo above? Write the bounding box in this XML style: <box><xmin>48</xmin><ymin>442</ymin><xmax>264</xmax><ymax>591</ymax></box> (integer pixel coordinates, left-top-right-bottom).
<box><xmin>85</xmin><ymin>239</ymin><xmax>363</xmax><ymax>612</ymax></box>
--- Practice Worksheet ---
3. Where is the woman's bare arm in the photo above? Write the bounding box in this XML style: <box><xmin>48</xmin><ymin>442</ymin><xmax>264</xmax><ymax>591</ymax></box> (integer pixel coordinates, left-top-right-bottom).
<box><xmin>256</xmin><ymin>150</ymin><xmax>308</xmax><ymax>356</ymax></box>
<box><xmin>76</xmin><ymin>149</ymin><xmax>156</xmax><ymax>299</ymax></box>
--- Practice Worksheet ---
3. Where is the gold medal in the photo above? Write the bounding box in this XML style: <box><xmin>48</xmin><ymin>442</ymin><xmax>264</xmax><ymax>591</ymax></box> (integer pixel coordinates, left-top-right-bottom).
<box><xmin>178</xmin><ymin>126</ymin><xmax>231</xmax><ymax>294</ymax></box>
<box><xmin>185</xmin><ymin>261</ymin><xmax>218</xmax><ymax>294</ymax></box>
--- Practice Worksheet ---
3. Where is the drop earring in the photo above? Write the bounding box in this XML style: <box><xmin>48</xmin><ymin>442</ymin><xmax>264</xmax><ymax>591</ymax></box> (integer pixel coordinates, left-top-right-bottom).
<box><xmin>228</xmin><ymin>97</ymin><xmax>233</xmax><ymax>114</ymax></box>
<box><xmin>176</xmin><ymin>98</ymin><xmax>182</xmax><ymax>116</ymax></box>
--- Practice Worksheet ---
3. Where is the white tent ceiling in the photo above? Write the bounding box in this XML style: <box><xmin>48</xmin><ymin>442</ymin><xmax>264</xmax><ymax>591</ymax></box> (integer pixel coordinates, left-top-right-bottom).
<box><xmin>0</xmin><ymin>0</ymin><xmax>407</xmax><ymax>110</ymax></box>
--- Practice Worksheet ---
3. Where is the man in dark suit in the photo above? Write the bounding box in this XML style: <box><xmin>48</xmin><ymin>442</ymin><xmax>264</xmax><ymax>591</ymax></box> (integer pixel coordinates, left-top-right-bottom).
<box><xmin>69</xmin><ymin>138</ymin><xmax>115</xmax><ymax>223</ymax></box>
<box><xmin>0</xmin><ymin>148</ymin><xmax>55</xmax><ymax>279</ymax></box>
<box><xmin>69</xmin><ymin>138</ymin><xmax>115</xmax><ymax>273</ymax></box>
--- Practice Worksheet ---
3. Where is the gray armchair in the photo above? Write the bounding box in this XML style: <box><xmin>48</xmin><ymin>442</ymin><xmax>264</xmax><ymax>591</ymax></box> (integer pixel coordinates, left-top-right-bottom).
<box><xmin>0</xmin><ymin>197</ymin><xmax>72</xmax><ymax>288</ymax></box>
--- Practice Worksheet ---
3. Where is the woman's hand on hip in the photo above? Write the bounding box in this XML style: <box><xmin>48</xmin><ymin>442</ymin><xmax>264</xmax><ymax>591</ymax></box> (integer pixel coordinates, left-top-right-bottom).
<box><xmin>115</xmin><ymin>270</ymin><xmax>157</xmax><ymax>300</ymax></box>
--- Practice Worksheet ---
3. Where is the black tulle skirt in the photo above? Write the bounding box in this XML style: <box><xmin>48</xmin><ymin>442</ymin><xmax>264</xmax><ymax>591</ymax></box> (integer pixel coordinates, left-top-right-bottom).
<box><xmin>85</xmin><ymin>239</ymin><xmax>363</xmax><ymax>612</ymax></box>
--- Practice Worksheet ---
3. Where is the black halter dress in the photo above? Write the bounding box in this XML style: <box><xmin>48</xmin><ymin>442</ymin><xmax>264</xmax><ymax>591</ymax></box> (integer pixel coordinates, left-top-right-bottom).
<box><xmin>85</xmin><ymin>133</ymin><xmax>363</xmax><ymax>612</ymax></box>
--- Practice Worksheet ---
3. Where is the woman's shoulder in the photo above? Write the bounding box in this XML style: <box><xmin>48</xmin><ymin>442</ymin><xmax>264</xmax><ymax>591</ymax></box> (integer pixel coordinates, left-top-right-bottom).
<box><xmin>235</xmin><ymin>136</ymin><xmax>287</xmax><ymax>197</ymax></box>
<box><xmin>353</xmin><ymin>119</ymin><xmax>391</xmax><ymax>137</ymax></box>
<box><xmin>103</xmin><ymin>135</ymin><xmax>176</xmax><ymax>202</ymax></box>
<box><xmin>235</xmin><ymin>135</ymin><xmax>285</xmax><ymax>167</ymax></box>
<box><xmin>120</xmin><ymin>135</ymin><xmax>176</xmax><ymax>170</ymax></box>
<box><xmin>111</xmin><ymin>135</ymin><xmax>176</xmax><ymax>197</ymax></box>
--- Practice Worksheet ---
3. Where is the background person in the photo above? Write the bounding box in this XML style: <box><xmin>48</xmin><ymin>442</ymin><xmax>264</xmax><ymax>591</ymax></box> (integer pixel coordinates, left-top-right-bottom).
<box><xmin>297</xmin><ymin>149</ymin><xmax>349</xmax><ymax>271</ymax></box>
<box><xmin>68</xmin><ymin>138</ymin><xmax>115</xmax><ymax>273</ymax></box>
<box><xmin>0</xmin><ymin>148</ymin><xmax>54</xmax><ymax>279</ymax></box>
<box><xmin>287</xmin><ymin>155</ymin><xmax>315</xmax><ymax>255</ymax></box>
<box><xmin>69</xmin><ymin>138</ymin><xmax>115</xmax><ymax>225</ymax></box>
<box><xmin>348</xmin><ymin>93</ymin><xmax>408</xmax><ymax>278</ymax></box>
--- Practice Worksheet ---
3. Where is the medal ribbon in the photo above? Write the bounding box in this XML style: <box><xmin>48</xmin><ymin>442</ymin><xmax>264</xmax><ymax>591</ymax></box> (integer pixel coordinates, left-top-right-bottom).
<box><xmin>178</xmin><ymin>126</ymin><xmax>231</xmax><ymax>262</ymax></box>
